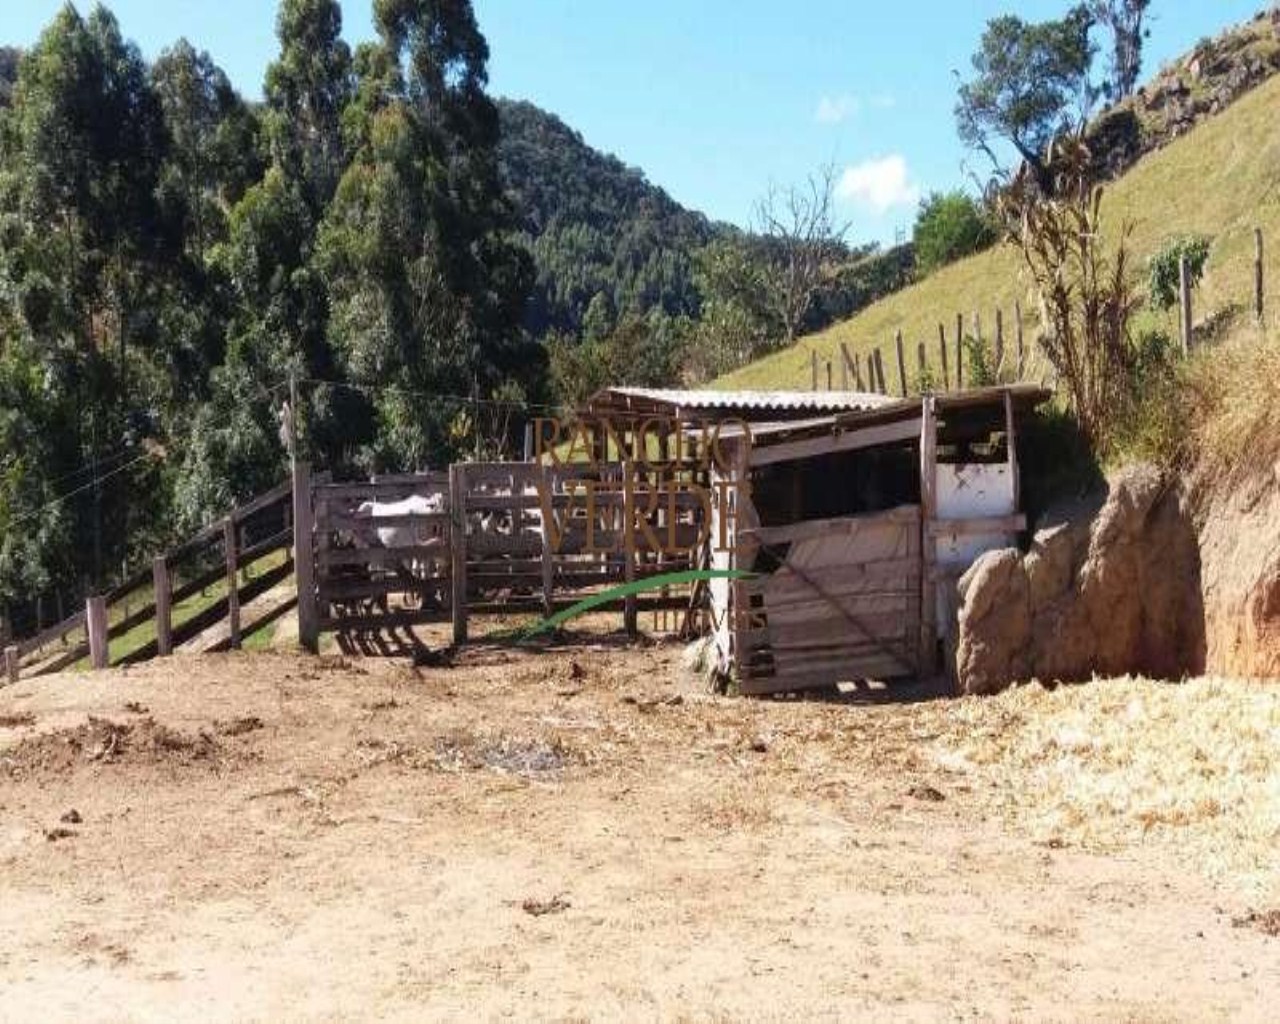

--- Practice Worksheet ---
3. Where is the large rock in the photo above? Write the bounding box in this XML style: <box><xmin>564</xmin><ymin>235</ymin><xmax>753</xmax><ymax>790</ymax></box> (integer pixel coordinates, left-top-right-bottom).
<box><xmin>953</xmin><ymin>465</ymin><xmax>1206</xmax><ymax>695</ymax></box>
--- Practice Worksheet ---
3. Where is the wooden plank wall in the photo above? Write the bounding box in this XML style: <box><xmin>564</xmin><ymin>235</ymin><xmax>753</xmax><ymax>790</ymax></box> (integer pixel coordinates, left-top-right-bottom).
<box><xmin>734</xmin><ymin>506</ymin><xmax>923</xmax><ymax>695</ymax></box>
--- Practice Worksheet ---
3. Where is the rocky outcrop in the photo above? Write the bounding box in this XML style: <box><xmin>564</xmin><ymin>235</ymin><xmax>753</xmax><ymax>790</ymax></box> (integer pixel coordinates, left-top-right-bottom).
<box><xmin>1086</xmin><ymin>10</ymin><xmax>1280</xmax><ymax>180</ymax></box>
<box><xmin>954</xmin><ymin>465</ymin><xmax>1206</xmax><ymax>695</ymax></box>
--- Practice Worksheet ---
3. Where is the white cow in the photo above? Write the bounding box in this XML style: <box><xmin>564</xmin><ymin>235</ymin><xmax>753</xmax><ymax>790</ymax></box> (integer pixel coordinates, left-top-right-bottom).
<box><xmin>353</xmin><ymin>493</ymin><xmax>447</xmax><ymax>608</ymax></box>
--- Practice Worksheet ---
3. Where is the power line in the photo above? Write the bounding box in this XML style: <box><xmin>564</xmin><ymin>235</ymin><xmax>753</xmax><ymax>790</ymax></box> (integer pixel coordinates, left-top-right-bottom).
<box><xmin>299</xmin><ymin>377</ymin><xmax>564</xmax><ymax>415</ymax></box>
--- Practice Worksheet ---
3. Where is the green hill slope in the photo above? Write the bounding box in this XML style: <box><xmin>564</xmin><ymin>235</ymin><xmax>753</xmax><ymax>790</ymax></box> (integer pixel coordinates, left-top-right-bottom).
<box><xmin>716</xmin><ymin>72</ymin><xmax>1280</xmax><ymax>391</ymax></box>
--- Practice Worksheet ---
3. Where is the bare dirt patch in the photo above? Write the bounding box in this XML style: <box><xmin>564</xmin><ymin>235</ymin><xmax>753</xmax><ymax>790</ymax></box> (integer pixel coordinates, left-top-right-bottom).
<box><xmin>1</xmin><ymin>639</ymin><xmax>1277</xmax><ymax>1020</ymax></box>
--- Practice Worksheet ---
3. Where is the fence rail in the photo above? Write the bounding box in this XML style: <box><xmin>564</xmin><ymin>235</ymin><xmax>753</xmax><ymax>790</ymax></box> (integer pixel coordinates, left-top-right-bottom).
<box><xmin>4</xmin><ymin>481</ymin><xmax>294</xmax><ymax>685</ymax></box>
<box><xmin>302</xmin><ymin>459</ymin><xmax>705</xmax><ymax>648</ymax></box>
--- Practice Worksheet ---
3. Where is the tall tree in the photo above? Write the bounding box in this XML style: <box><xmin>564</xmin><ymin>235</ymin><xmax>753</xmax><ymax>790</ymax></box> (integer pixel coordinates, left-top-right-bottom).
<box><xmin>1089</xmin><ymin>0</ymin><xmax>1150</xmax><ymax>101</ymax></box>
<box><xmin>263</xmin><ymin>0</ymin><xmax>352</xmax><ymax>209</ymax></box>
<box><xmin>0</xmin><ymin>4</ymin><xmax>175</xmax><ymax>588</ymax></box>
<box><xmin>316</xmin><ymin>0</ymin><xmax>536</xmax><ymax>469</ymax></box>
<box><xmin>152</xmin><ymin>39</ymin><xmax>262</xmax><ymax>262</ymax></box>
<box><xmin>956</xmin><ymin>5</ymin><xmax>1097</xmax><ymax>185</ymax></box>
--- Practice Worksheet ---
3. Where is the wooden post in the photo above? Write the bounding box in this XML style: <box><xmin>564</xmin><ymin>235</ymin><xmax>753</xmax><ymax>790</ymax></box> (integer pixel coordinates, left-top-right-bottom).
<box><xmin>4</xmin><ymin>645</ymin><xmax>18</xmax><ymax>686</ymax></box>
<box><xmin>224</xmin><ymin>518</ymin><xmax>241</xmax><ymax>649</ymax></box>
<box><xmin>86</xmin><ymin>596</ymin><xmax>108</xmax><ymax>671</ymax></box>
<box><xmin>916</xmin><ymin>340</ymin><xmax>927</xmax><ymax>390</ymax></box>
<box><xmin>955</xmin><ymin>318</ymin><xmax>964</xmax><ymax>390</ymax></box>
<box><xmin>825</xmin><ymin>359</ymin><xmax>832</xmax><ymax>391</ymax></box>
<box><xmin>839</xmin><ymin>342</ymin><xmax>855</xmax><ymax>389</ymax></box>
<box><xmin>1005</xmin><ymin>389</ymin><xmax>1020</xmax><ymax>511</ymax></box>
<box><xmin>1255</xmin><ymin>227</ymin><xmax>1265</xmax><ymax>322</ymax></box>
<box><xmin>894</xmin><ymin>330</ymin><xmax>908</xmax><ymax>397</ymax></box>
<box><xmin>622</xmin><ymin>461</ymin><xmax>638</xmax><ymax>637</ymax></box>
<box><xmin>1015</xmin><ymin>300</ymin><xmax>1025</xmax><ymax>379</ymax></box>
<box><xmin>1179</xmin><ymin>254</ymin><xmax>1192</xmax><ymax>355</ymax></box>
<box><xmin>938</xmin><ymin>323</ymin><xmax>950</xmax><ymax>390</ymax></box>
<box><xmin>539</xmin><ymin>464</ymin><xmax>555</xmax><ymax>617</ymax></box>
<box><xmin>292</xmin><ymin>459</ymin><xmax>319</xmax><ymax>653</ymax></box>
<box><xmin>449</xmin><ymin>463</ymin><xmax>468</xmax><ymax>644</ymax></box>
<box><xmin>811</xmin><ymin>350</ymin><xmax>818</xmax><ymax>390</ymax></box>
<box><xmin>873</xmin><ymin>348</ymin><xmax>887</xmax><ymax>394</ymax></box>
<box><xmin>919</xmin><ymin>397</ymin><xmax>938</xmax><ymax>679</ymax></box>
<box><xmin>995</xmin><ymin>308</ymin><xmax>1004</xmax><ymax>377</ymax></box>
<box><xmin>153</xmin><ymin>556</ymin><xmax>172</xmax><ymax>657</ymax></box>
<box><xmin>866</xmin><ymin>353</ymin><xmax>877</xmax><ymax>393</ymax></box>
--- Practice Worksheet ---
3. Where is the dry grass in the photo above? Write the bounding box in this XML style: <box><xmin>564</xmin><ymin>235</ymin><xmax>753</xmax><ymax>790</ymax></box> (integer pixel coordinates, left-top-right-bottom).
<box><xmin>1183</xmin><ymin>324</ymin><xmax>1280</xmax><ymax>487</ymax></box>
<box><xmin>921</xmin><ymin>676</ymin><xmax>1280</xmax><ymax>899</ymax></box>
<box><xmin>716</xmin><ymin>71</ymin><xmax>1280</xmax><ymax>391</ymax></box>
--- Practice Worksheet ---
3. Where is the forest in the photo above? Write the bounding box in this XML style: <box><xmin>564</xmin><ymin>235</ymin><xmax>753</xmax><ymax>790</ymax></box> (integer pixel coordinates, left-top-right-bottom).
<box><xmin>0</xmin><ymin>0</ymin><xmax>924</xmax><ymax>622</ymax></box>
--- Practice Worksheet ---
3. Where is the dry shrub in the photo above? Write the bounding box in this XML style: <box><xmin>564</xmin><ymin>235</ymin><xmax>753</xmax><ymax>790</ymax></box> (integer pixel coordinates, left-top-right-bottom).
<box><xmin>997</xmin><ymin>134</ymin><xmax>1139</xmax><ymax>452</ymax></box>
<box><xmin>1182</xmin><ymin>324</ymin><xmax>1280</xmax><ymax>489</ymax></box>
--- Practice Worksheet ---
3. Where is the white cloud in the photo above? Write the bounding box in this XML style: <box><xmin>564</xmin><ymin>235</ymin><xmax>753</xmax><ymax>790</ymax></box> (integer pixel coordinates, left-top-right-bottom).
<box><xmin>835</xmin><ymin>155</ymin><xmax>921</xmax><ymax>213</ymax></box>
<box><xmin>814</xmin><ymin>94</ymin><xmax>860</xmax><ymax>124</ymax></box>
<box><xmin>868</xmin><ymin>92</ymin><xmax>896</xmax><ymax>110</ymax></box>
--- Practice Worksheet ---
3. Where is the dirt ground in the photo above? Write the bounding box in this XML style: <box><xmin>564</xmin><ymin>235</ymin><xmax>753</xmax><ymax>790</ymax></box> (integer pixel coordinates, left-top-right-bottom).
<box><xmin>2</xmin><ymin>625</ymin><xmax>1278</xmax><ymax>1022</ymax></box>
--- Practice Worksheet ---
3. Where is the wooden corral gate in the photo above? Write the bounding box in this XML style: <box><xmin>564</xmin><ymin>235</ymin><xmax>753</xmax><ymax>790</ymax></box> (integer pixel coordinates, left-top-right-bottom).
<box><xmin>302</xmin><ymin>460</ymin><xmax>705</xmax><ymax>646</ymax></box>
<box><xmin>734</xmin><ymin>506</ymin><xmax>922</xmax><ymax>694</ymax></box>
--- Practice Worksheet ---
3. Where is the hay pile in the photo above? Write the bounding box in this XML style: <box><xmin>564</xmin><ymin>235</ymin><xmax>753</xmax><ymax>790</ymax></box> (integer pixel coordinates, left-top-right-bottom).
<box><xmin>922</xmin><ymin>676</ymin><xmax>1280</xmax><ymax>899</ymax></box>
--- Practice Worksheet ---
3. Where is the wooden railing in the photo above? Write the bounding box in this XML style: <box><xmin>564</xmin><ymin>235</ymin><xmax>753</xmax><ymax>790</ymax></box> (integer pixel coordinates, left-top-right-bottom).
<box><xmin>303</xmin><ymin>461</ymin><xmax>706</xmax><ymax>648</ymax></box>
<box><xmin>4</xmin><ymin>481</ymin><xmax>294</xmax><ymax>684</ymax></box>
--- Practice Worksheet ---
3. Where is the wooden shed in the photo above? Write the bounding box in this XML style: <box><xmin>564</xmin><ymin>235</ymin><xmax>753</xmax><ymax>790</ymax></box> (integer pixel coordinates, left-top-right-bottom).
<box><xmin>701</xmin><ymin>384</ymin><xmax>1049</xmax><ymax>694</ymax></box>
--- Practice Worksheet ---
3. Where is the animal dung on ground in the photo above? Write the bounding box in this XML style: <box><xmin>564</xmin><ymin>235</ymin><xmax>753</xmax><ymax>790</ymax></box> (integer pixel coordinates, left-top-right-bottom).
<box><xmin>521</xmin><ymin>895</ymin><xmax>570</xmax><ymax>917</ymax></box>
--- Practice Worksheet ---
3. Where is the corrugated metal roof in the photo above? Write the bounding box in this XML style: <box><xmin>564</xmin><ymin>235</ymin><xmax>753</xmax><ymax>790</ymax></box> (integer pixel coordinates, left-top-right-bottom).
<box><xmin>589</xmin><ymin>386</ymin><xmax>893</xmax><ymax>414</ymax></box>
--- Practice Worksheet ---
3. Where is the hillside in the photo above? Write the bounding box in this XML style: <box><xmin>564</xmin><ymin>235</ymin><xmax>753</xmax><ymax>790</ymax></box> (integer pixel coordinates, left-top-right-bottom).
<box><xmin>496</xmin><ymin>99</ymin><xmax>721</xmax><ymax>339</ymax></box>
<box><xmin>718</xmin><ymin>45</ymin><xmax>1280</xmax><ymax>391</ymax></box>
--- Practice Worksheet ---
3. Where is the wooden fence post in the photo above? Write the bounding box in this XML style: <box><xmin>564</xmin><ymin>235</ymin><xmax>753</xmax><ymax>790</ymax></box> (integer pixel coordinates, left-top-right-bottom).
<box><xmin>955</xmin><ymin>320</ymin><xmax>964</xmax><ymax>390</ymax></box>
<box><xmin>539</xmin><ymin>464</ymin><xmax>555</xmax><ymax>617</ymax></box>
<box><xmin>938</xmin><ymin>323</ymin><xmax>950</xmax><ymax>390</ymax></box>
<box><xmin>919</xmin><ymin>396</ymin><xmax>938</xmax><ymax>679</ymax></box>
<box><xmin>1255</xmin><ymin>227</ymin><xmax>1265</xmax><ymax>322</ymax></box>
<box><xmin>894</xmin><ymin>329</ymin><xmax>908</xmax><ymax>397</ymax></box>
<box><xmin>449</xmin><ymin>463</ymin><xmax>469</xmax><ymax>644</ymax></box>
<box><xmin>153</xmin><ymin>556</ymin><xmax>172</xmax><ymax>656</ymax></box>
<box><xmin>825</xmin><ymin>359</ymin><xmax>832</xmax><ymax>390</ymax></box>
<box><xmin>873</xmin><ymin>347</ymin><xmax>887</xmax><ymax>394</ymax></box>
<box><xmin>4</xmin><ymin>645</ymin><xmax>17</xmax><ymax>685</ymax></box>
<box><xmin>1179</xmin><ymin>254</ymin><xmax>1192</xmax><ymax>355</ymax></box>
<box><xmin>995</xmin><ymin>308</ymin><xmax>1004</xmax><ymax>376</ymax></box>
<box><xmin>840</xmin><ymin>342</ymin><xmax>862</xmax><ymax>390</ymax></box>
<box><xmin>292</xmin><ymin>459</ymin><xmax>319</xmax><ymax>654</ymax></box>
<box><xmin>86</xmin><ymin>595</ymin><xmax>108</xmax><ymax>670</ymax></box>
<box><xmin>840</xmin><ymin>349</ymin><xmax>849</xmax><ymax>389</ymax></box>
<box><xmin>224</xmin><ymin>518</ymin><xmax>241</xmax><ymax>649</ymax></box>
<box><xmin>866</xmin><ymin>352</ymin><xmax>877</xmax><ymax>393</ymax></box>
<box><xmin>1015</xmin><ymin>300</ymin><xmax>1025</xmax><ymax>379</ymax></box>
<box><xmin>916</xmin><ymin>341</ymin><xmax>927</xmax><ymax>390</ymax></box>
<box><xmin>811</xmin><ymin>350</ymin><xmax>818</xmax><ymax>390</ymax></box>
<box><xmin>622</xmin><ymin>461</ymin><xmax>638</xmax><ymax>637</ymax></box>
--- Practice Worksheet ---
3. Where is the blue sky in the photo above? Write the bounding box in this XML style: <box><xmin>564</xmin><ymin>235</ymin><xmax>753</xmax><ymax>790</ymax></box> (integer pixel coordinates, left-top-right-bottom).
<box><xmin>1</xmin><ymin>1</ymin><xmax>1262</xmax><ymax>245</ymax></box>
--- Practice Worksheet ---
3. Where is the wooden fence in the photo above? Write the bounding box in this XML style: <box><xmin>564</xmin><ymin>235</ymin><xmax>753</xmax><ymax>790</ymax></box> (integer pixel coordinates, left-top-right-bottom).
<box><xmin>810</xmin><ymin>226</ymin><xmax>1269</xmax><ymax>396</ymax></box>
<box><xmin>4</xmin><ymin>482</ymin><xmax>294</xmax><ymax>684</ymax></box>
<box><xmin>300</xmin><ymin>460</ymin><xmax>706</xmax><ymax>649</ymax></box>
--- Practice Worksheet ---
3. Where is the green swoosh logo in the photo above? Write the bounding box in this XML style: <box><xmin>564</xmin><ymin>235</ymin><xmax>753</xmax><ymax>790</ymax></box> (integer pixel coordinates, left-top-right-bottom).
<box><xmin>498</xmin><ymin>568</ymin><xmax>754</xmax><ymax>641</ymax></box>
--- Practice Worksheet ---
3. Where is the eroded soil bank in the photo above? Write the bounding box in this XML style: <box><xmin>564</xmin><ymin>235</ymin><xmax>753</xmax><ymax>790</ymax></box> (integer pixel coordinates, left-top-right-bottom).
<box><xmin>956</xmin><ymin>462</ymin><xmax>1280</xmax><ymax>693</ymax></box>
